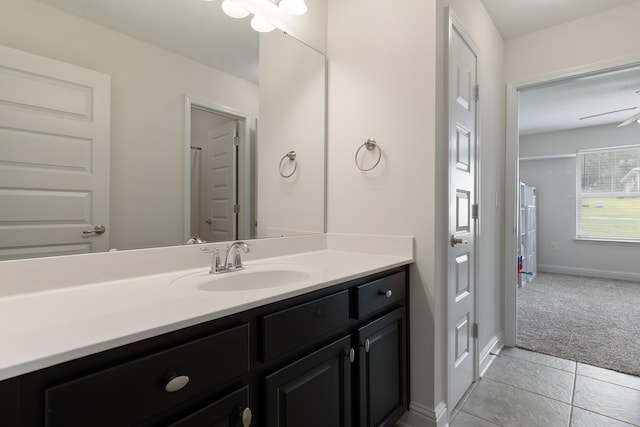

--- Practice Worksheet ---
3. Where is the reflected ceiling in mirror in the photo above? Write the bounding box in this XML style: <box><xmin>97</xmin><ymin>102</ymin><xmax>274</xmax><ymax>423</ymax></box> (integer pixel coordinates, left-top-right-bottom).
<box><xmin>39</xmin><ymin>0</ymin><xmax>260</xmax><ymax>83</ymax></box>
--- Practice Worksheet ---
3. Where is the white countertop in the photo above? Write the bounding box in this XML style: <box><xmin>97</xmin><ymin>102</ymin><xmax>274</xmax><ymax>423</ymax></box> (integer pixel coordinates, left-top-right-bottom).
<box><xmin>0</xmin><ymin>234</ymin><xmax>413</xmax><ymax>381</ymax></box>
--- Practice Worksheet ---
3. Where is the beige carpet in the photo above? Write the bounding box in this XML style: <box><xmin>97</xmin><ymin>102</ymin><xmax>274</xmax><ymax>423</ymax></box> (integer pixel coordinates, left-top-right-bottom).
<box><xmin>517</xmin><ymin>272</ymin><xmax>640</xmax><ymax>377</ymax></box>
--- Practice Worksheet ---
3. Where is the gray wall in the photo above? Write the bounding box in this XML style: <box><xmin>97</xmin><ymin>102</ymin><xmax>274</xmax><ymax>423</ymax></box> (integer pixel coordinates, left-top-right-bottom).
<box><xmin>520</xmin><ymin>124</ymin><xmax>640</xmax><ymax>281</ymax></box>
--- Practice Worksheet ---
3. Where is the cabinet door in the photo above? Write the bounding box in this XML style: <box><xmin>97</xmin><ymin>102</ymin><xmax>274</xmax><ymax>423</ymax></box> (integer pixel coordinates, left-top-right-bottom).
<box><xmin>0</xmin><ymin>377</ymin><xmax>20</xmax><ymax>426</ymax></box>
<box><xmin>358</xmin><ymin>308</ymin><xmax>407</xmax><ymax>427</ymax></box>
<box><xmin>169</xmin><ymin>386</ymin><xmax>251</xmax><ymax>427</ymax></box>
<box><xmin>265</xmin><ymin>335</ymin><xmax>352</xmax><ymax>427</ymax></box>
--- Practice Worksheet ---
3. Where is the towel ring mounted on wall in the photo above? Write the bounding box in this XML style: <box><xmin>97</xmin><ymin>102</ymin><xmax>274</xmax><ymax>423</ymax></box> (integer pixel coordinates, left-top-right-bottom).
<box><xmin>279</xmin><ymin>151</ymin><xmax>297</xmax><ymax>178</ymax></box>
<box><xmin>355</xmin><ymin>138</ymin><xmax>382</xmax><ymax>171</ymax></box>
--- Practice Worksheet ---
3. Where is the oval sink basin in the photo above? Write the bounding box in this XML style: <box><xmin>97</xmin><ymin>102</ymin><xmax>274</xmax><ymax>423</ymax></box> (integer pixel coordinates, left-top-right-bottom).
<box><xmin>173</xmin><ymin>265</ymin><xmax>315</xmax><ymax>292</ymax></box>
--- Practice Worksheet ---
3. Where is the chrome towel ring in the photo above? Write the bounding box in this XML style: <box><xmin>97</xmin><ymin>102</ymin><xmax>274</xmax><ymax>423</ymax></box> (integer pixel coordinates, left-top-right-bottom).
<box><xmin>279</xmin><ymin>151</ymin><xmax>297</xmax><ymax>178</ymax></box>
<box><xmin>355</xmin><ymin>138</ymin><xmax>382</xmax><ymax>171</ymax></box>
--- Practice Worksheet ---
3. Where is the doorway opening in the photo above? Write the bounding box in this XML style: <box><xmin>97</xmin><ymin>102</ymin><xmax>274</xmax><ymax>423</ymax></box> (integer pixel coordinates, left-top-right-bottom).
<box><xmin>183</xmin><ymin>97</ymin><xmax>253</xmax><ymax>243</ymax></box>
<box><xmin>505</xmin><ymin>59</ymin><xmax>640</xmax><ymax>377</ymax></box>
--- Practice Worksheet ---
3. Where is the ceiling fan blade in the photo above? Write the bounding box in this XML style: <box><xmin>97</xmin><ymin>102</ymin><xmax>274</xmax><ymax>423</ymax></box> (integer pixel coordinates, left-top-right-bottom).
<box><xmin>618</xmin><ymin>110</ymin><xmax>640</xmax><ymax>127</ymax></box>
<box><xmin>580</xmin><ymin>106</ymin><xmax>639</xmax><ymax>121</ymax></box>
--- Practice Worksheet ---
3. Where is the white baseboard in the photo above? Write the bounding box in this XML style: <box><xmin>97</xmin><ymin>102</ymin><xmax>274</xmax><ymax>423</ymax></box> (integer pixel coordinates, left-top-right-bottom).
<box><xmin>479</xmin><ymin>332</ymin><xmax>503</xmax><ymax>377</ymax></box>
<box><xmin>538</xmin><ymin>264</ymin><xmax>640</xmax><ymax>282</ymax></box>
<box><xmin>394</xmin><ymin>401</ymin><xmax>448</xmax><ymax>427</ymax></box>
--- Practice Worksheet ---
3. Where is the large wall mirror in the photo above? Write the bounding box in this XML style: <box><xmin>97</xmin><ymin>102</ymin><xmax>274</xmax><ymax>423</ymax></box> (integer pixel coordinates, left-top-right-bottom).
<box><xmin>0</xmin><ymin>0</ymin><xmax>326</xmax><ymax>260</ymax></box>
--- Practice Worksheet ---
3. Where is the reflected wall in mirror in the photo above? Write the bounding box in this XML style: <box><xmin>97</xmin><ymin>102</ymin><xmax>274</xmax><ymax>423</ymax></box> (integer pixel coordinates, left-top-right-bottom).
<box><xmin>0</xmin><ymin>0</ymin><xmax>326</xmax><ymax>260</ymax></box>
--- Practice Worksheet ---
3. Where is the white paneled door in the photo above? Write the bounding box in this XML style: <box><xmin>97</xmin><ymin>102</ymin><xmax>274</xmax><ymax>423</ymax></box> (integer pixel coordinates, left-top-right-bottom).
<box><xmin>0</xmin><ymin>46</ymin><xmax>110</xmax><ymax>259</ymax></box>
<box><xmin>200</xmin><ymin>121</ymin><xmax>237</xmax><ymax>242</ymax></box>
<box><xmin>447</xmin><ymin>12</ymin><xmax>479</xmax><ymax>412</ymax></box>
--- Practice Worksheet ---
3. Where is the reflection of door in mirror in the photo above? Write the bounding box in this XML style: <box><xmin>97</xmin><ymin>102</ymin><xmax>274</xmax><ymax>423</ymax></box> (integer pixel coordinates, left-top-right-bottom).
<box><xmin>190</xmin><ymin>107</ymin><xmax>250</xmax><ymax>243</ymax></box>
<box><xmin>0</xmin><ymin>46</ymin><xmax>110</xmax><ymax>260</ymax></box>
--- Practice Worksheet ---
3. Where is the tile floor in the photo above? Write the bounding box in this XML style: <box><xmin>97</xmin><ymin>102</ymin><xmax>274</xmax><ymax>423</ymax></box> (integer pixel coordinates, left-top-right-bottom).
<box><xmin>451</xmin><ymin>347</ymin><xmax>640</xmax><ymax>426</ymax></box>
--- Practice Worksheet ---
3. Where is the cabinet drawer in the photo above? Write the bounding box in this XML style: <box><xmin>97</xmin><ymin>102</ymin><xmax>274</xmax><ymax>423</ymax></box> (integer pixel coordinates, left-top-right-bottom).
<box><xmin>355</xmin><ymin>272</ymin><xmax>405</xmax><ymax>318</ymax></box>
<box><xmin>45</xmin><ymin>323</ymin><xmax>250</xmax><ymax>427</ymax></box>
<box><xmin>169</xmin><ymin>385</ymin><xmax>250</xmax><ymax>427</ymax></box>
<box><xmin>262</xmin><ymin>290</ymin><xmax>349</xmax><ymax>362</ymax></box>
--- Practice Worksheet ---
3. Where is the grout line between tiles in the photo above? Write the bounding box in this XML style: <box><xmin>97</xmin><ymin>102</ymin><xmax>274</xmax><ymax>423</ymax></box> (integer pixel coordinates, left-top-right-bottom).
<box><xmin>570</xmin><ymin>406</ymin><xmax>639</xmax><ymax>427</ymax></box>
<box><xmin>568</xmin><ymin>370</ymin><xmax>578</xmax><ymax>426</ymax></box>
<box><xmin>492</xmin><ymin>350</ymin><xmax>577</xmax><ymax>374</ymax></box>
<box><xmin>575</xmin><ymin>370</ymin><xmax>640</xmax><ymax>392</ymax></box>
<box><xmin>458</xmin><ymin>410</ymin><xmax>503</xmax><ymax>427</ymax></box>
<box><xmin>482</xmin><ymin>376</ymin><xmax>574</xmax><ymax>407</ymax></box>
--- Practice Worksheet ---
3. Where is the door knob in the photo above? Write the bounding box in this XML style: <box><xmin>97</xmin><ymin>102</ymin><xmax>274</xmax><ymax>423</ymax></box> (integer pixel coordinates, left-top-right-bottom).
<box><xmin>82</xmin><ymin>224</ymin><xmax>106</xmax><ymax>235</ymax></box>
<box><xmin>450</xmin><ymin>235</ymin><xmax>469</xmax><ymax>247</ymax></box>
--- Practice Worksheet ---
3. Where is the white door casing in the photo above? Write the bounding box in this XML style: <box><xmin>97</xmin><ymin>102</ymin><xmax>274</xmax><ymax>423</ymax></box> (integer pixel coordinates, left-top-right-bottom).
<box><xmin>447</xmin><ymin>10</ymin><xmax>479</xmax><ymax>412</ymax></box>
<box><xmin>0</xmin><ymin>46</ymin><xmax>110</xmax><ymax>260</ymax></box>
<box><xmin>200</xmin><ymin>121</ymin><xmax>237</xmax><ymax>242</ymax></box>
<box><xmin>503</xmin><ymin>55</ymin><xmax>640</xmax><ymax>346</ymax></box>
<box><xmin>184</xmin><ymin>98</ymin><xmax>251</xmax><ymax>243</ymax></box>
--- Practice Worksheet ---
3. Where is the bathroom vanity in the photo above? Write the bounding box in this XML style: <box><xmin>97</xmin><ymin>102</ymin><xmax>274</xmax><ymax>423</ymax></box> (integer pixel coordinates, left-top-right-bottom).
<box><xmin>0</xmin><ymin>235</ymin><xmax>413</xmax><ymax>427</ymax></box>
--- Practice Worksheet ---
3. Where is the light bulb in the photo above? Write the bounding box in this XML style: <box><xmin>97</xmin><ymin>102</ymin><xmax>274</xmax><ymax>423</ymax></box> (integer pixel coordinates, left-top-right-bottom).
<box><xmin>279</xmin><ymin>0</ymin><xmax>307</xmax><ymax>15</ymax></box>
<box><xmin>221</xmin><ymin>0</ymin><xmax>250</xmax><ymax>18</ymax></box>
<box><xmin>250</xmin><ymin>16</ymin><xmax>275</xmax><ymax>32</ymax></box>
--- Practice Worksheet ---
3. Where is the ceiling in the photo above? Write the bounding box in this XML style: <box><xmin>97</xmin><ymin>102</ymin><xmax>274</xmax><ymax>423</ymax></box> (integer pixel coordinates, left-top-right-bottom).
<box><xmin>480</xmin><ymin>0</ymin><xmax>639</xmax><ymax>40</ymax></box>
<box><xmin>38</xmin><ymin>0</ymin><xmax>259</xmax><ymax>83</ymax></box>
<box><xmin>519</xmin><ymin>65</ymin><xmax>640</xmax><ymax>136</ymax></box>
<box><xmin>480</xmin><ymin>0</ymin><xmax>640</xmax><ymax>135</ymax></box>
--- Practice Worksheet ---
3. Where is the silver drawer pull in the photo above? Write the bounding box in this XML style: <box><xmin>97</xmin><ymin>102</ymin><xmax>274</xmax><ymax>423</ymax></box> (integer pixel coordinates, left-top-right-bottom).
<box><xmin>165</xmin><ymin>375</ymin><xmax>189</xmax><ymax>392</ymax></box>
<box><xmin>240</xmin><ymin>406</ymin><xmax>252</xmax><ymax>427</ymax></box>
<box><xmin>379</xmin><ymin>289</ymin><xmax>393</xmax><ymax>298</ymax></box>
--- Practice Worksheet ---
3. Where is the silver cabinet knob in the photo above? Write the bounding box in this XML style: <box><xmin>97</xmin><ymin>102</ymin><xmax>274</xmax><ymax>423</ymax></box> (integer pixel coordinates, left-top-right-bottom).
<box><xmin>240</xmin><ymin>406</ymin><xmax>252</xmax><ymax>427</ymax></box>
<box><xmin>164</xmin><ymin>375</ymin><xmax>189</xmax><ymax>392</ymax></box>
<box><xmin>347</xmin><ymin>347</ymin><xmax>355</xmax><ymax>363</ymax></box>
<box><xmin>363</xmin><ymin>339</ymin><xmax>371</xmax><ymax>353</ymax></box>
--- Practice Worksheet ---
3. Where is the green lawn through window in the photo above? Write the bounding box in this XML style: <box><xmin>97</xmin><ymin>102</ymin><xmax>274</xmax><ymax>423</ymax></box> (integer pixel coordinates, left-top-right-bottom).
<box><xmin>578</xmin><ymin>196</ymin><xmax>640</xmax><ymax>239</ymax></box>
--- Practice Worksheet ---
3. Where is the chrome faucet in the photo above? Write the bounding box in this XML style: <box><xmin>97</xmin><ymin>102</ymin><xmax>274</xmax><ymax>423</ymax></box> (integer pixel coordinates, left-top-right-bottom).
<box><xmin>210</xmin><ymin>241</ymin><xmax>250</xmax><ymax>274</ymax></box>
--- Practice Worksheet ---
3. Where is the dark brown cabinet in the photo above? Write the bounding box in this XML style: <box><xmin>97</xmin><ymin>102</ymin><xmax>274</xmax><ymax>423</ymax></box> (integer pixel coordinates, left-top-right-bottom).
<box><xmin>358</xmin><ymin>308</ymin><xmax>407</xmax><ymax>427</ymax></box>
<box><xmin>265</xmin><ymin>335</ymin><xmax>352</xmax><ymax>427</ymax></box>
<box><xmin>0</xmin><ymin>266</ymin><xmax>409</xmax><ymax>427</ymax></box>
<box><xmin>45</xmin><ymin>324</ymin><xmax>250</xmax><ymax>427</ymax></box>
<box><xmin>169</xmin><ymin>386</ymin><xmax>251</xmax><ymax>427</ymax></box>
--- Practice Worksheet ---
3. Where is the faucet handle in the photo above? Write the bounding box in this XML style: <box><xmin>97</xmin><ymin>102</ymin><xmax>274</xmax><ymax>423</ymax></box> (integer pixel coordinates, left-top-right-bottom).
<box><xmin>232</xmin><ymin>247</ymin><xmax>243</xmax><ymax>269</ymax></box>
<box><xmin>210</xmin><ymin>247</ymin><xmax>222</xmax><ymax>273</ymax></box>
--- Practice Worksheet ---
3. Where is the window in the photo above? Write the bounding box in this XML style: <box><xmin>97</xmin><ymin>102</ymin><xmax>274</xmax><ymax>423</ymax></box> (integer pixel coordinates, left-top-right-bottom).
<box><xmin>576</xmin><ymin>145</ymin><xmax>640</xmax><ymax>241</ymax></box>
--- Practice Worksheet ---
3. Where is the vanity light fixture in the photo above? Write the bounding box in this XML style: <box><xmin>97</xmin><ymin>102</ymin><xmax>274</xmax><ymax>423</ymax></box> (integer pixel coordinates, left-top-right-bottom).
<box><xmin>250</xmin><ymin>16</ymin><xmax>276</xmax><ymax>32</ymax></box>
<box><xmin>221</xmin><ymin>0</ymin><xmax>251</xmax><ymax>18</ymax></box>
<box><xmin>220</xmin><ymin>0</ymin><xmax>307</xmax><ymax>33</ymax></box>
<box><xmin>278</xmin><ymin>0</ymin><xmax>308</xmax><ymax>15</ymax></box>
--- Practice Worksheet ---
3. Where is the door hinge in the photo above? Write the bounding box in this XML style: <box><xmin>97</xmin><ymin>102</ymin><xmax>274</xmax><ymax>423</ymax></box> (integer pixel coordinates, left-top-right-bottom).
<box><xmin>474</xmin><ymin>84</ymin><xmax>479</xmax><ymax>101</ymax></box>
<box><xmin>233</xmin><ymin>204</ymin><xmax>240</xmax><ymax>214</ymax></box>
<box><xmin>234</xmin><ymin>135</ymin><xmax>240</xmax><ymax>146</ymax></box>
<box><xmin>472</xmin><ymin>323</ymin><xmax>479</xmax><ymax>339</ymax></box>
<box><xmin>472</xmin><ymin>203</ymin><xmax>479</xmax><ymax>220</ymax></box>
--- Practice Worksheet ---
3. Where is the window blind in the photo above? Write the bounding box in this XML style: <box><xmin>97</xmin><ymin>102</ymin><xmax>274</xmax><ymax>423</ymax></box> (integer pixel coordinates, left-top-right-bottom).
<box><xmin>576</xmin><ymin>145</ymin><xmax>640</xmax><ymax>241</ymax></box>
